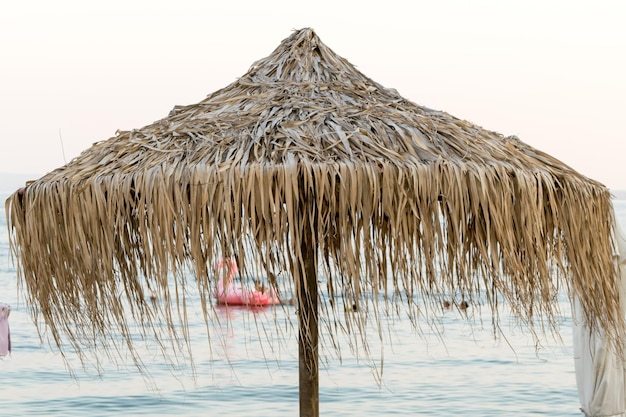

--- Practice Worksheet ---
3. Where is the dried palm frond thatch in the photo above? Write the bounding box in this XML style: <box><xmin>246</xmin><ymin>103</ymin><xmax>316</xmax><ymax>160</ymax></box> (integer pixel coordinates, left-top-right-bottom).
<box><xmin>5</xmin><ymin>28</ymin><xmax>622</xmax><ymax>416</ymax></box>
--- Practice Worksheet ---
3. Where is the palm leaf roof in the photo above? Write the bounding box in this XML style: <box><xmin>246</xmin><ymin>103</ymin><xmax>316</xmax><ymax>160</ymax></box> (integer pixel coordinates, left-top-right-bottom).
<box><xmin>6</xmin><ymin>28</ymin><xmax>622</xmax><ymax>364</ymax></box>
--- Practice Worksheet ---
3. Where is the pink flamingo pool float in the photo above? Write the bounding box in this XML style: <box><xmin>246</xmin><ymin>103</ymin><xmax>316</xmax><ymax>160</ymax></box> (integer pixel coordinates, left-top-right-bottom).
<box><xmin>213</xmin><ymin>258</ymin><xmax>281</xmax><ymax>306</ymax></box>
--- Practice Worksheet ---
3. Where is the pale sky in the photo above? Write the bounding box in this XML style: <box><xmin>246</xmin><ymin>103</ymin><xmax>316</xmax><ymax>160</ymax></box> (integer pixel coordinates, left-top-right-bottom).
<box><xmin>1</xmin><ymin>1</ymin><xmax>625</xmax><ymax>189</ymax></box>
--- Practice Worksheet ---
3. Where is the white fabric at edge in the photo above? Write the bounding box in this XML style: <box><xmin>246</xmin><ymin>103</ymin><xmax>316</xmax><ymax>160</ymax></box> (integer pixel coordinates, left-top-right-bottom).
<box><xmin>573</xmin><ymin>212</ymin><xmax>626</xmax><ymax>417</ymax></box>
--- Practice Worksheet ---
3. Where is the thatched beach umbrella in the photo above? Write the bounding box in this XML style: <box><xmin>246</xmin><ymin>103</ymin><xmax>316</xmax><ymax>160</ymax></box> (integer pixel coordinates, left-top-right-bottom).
<box><xmin>6</xmin><ymin>28</ymin><xmax>624</xmax><ymax>416</ymax></box>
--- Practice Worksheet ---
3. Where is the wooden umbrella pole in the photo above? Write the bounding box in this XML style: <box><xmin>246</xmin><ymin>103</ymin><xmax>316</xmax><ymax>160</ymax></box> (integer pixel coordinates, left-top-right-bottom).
<box><xmin>297</xmin><ymin>191</ymin><xmax>319</xmax><ymax>417</ymax></box>
<box><xmin>298</xmin><ymin>230</ymin><xmax>319</xmax><ymax>417</ymax></box>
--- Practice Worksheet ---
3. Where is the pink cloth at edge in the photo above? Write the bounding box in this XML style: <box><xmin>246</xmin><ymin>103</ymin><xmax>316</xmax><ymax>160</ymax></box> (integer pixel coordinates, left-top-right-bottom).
<box><xmin>0</xmin><ymin>303</ymin><xmax>11</xmax><ymax>356</ymax></box>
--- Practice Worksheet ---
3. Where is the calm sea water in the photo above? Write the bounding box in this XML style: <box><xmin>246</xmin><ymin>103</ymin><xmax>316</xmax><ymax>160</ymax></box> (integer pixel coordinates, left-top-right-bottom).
<box><xmin>2</xmin><ymin>192</ymin><xmax>625</xmax><ymax>416</ymax></box>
